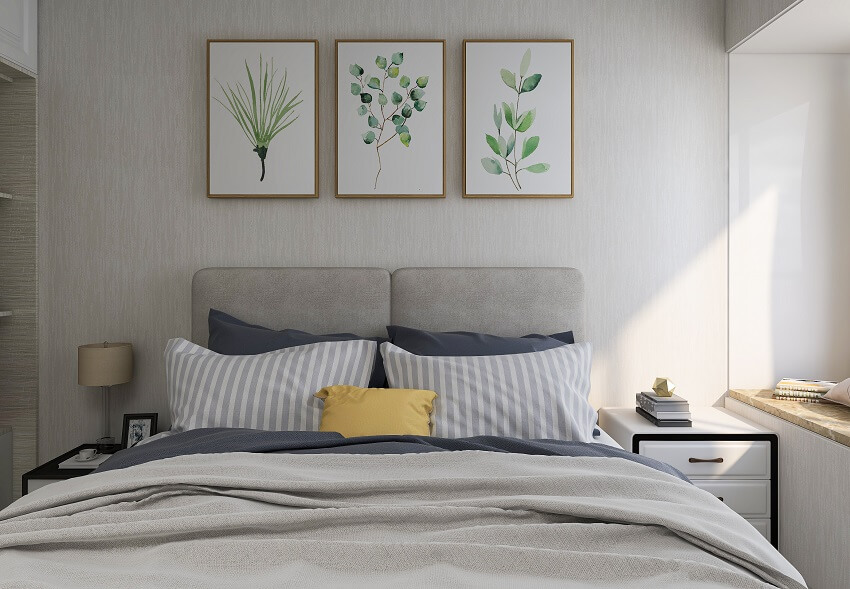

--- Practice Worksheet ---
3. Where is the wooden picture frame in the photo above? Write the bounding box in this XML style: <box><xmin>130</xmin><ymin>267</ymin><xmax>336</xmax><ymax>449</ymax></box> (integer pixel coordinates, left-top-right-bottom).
<box><xmin>121</xmin><ymin>413</ymin><xmax>158</xmax><ymax>449</ymax></box>
<box><xmin>335</xmin><ymin>39</ymin><xmax>446</xmax><ymax>198</ymax></box>
<box><xmin>207</xmin><ymin>39</ymin><xmax>319</xmax><ymax>198</ymax></box>
<box><xmin>463</xmin><ymin>39</ymin><xmax>574</xmax><ymax>198</ymax></box>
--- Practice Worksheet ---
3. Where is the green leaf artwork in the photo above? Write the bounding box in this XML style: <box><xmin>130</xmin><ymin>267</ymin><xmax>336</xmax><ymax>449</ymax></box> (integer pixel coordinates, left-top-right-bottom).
<box><xmin>481</xmin><ymin>48</ymin><xmax>548</xmax><ymax>190</ymax></box>
<box><xmin>500</xmin><ymin>69</ymin><xmax>516</xmax><ymax>91</ymax></box>
<box><xmin>349</xmin><ymin>51</ymin><xmax>429</xmax><ymax>189</ymax></box>
<box><xmin>481</xmin><ymin>157</ymin><xmax>502</xmax><ymax>175</ymax></box>
<box><xmin>214</xmin><ymin>54</ymin><xmax>302</xmax><ymax>182</ymax></box>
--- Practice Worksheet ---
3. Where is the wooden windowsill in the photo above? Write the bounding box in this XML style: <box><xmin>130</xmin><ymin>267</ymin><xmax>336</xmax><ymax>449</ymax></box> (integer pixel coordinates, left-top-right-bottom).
<box><xmin>729</xmin><ymin>389</ymin><xmax>850</xmax><ymax>448</ymax></box>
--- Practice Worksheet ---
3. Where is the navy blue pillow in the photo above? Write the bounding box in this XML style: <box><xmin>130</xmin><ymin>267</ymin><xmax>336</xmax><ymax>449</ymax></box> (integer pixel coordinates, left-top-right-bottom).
<box><xmin>208</xmin><ymin>309</ymin><xmax>387</xmax><ymax>388</ymax></box>
<box><xmin>385</xmin><ymin>325</ymin><xmax>575</xmax><ymax>357</ymax></box>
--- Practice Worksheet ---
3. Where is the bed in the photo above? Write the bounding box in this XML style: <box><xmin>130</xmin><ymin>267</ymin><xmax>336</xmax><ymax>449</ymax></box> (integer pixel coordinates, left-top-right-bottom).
<box><xmin>0</xmin><ymin>267</ymin><xmax>806</xmax><ymax>588</ymax></box>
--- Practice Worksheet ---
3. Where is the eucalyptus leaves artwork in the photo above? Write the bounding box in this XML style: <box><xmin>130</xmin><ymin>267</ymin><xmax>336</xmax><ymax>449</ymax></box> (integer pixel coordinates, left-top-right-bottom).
<box><xmin>464</xmin><ymin>40</ymin><xmax>573</xmax><ymax>198</ymax></box>
<box><xmin>349</xmin><ymin>53</ymin><xmax>429</xmax><ymax>189</ymax></box>
<box><xmin>337</xmin><ymin>40</ymin><xmax>445</xmax><ymax>197</ymax></box>
<box><xmin>208</xmin><ymin>40</ymin><xmax>318</xmax><ymax>198</ymax></box>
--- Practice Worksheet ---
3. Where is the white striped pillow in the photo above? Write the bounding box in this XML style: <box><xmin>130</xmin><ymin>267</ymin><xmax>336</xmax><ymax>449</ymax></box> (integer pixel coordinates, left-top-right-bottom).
<box><xmin>381</xmin><ymin>341</ymin><xmax>596</xmax><ymax>441</ymax></box>
<box><xmin>165</xmin><ymin>338</ymin><xmax>376</xmax><ymax>433</ymax></box>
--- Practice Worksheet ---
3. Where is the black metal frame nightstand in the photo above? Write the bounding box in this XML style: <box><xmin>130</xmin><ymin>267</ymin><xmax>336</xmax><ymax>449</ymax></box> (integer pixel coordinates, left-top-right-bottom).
<box><xmin>22</xmin><ymin>443</ymin><xmax>120</xmax><ymax>495</ymax></box>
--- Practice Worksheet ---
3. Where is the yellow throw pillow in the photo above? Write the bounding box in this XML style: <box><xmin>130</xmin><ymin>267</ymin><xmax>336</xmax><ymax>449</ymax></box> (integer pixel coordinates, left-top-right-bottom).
<box><xmin>314</xmin><ymin>385</ymin><xmax>437</xmax><ymax>437</ymax></box>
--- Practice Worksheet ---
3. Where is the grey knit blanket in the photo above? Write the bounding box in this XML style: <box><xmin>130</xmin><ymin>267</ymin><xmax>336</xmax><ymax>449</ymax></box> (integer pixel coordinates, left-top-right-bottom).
<box><xmin>0</xmin><ymin>450</ymin><xmax>806</xmax><ymax>588</ymax></box>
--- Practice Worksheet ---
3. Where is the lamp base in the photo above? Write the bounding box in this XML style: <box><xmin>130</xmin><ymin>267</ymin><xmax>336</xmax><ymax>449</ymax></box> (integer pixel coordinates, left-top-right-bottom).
<box><xmin>96</xmin><ymin>436</ymin><xmax>116</xmax><ymax>454</ymax></box>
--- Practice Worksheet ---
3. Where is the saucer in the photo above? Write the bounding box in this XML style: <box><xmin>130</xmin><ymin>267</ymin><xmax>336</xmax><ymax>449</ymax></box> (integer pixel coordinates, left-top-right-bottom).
<box><xmin>74</xmin><ymin>453</ymin><xmax>99</xmax><ymax>462</ymax></box>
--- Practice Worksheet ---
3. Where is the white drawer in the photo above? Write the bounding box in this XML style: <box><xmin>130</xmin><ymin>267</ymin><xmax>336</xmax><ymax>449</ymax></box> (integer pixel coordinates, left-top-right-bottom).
<box><xmin>26</xmin><ymin>478</ymin><xmax>61</xmax><ymax>494</ymax></box>
<box><xmin>691</xmin><ymin>479</ymin><xmax>770</xmax><ymax>518</ymax></box>
<box><xmin>638</xmin><ymin>440</ymin><xmax>770</xmax><ymax>478</ymax></box>
<box><xmin>745</xmin><ymin>518</ymin><xmax>771</xmax><ymax>543</ymax></box>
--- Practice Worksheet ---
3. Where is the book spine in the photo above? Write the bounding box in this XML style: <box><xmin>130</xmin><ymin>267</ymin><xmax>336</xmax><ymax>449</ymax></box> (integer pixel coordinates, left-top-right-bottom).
<box><xmin>772</xmin><ymin>394</ymin><xmax>823</xmax><ymax>403</ymax></box>
<box><xmin>651</xmin><ymin>412</ymin><xmax>693</xmax><ymax>420</ymax></box>
<box><xmin>636</xmin><ymin>407</ymin><xmax>692</xmax><ymax>426</ymax></box>
<box><xmin>776</xmin><ymin>381</ymin><xmax>834</xmax><ymax>393</ymax></box>
<box><xmin>773</xmin><ymin>389</ymin><xmax>824</xmax><ymax>399</ymax></box>
<box><xmin>638</xmin><ymin>396</ymin><xmax>689</xmax><ymax>412</ymax></box>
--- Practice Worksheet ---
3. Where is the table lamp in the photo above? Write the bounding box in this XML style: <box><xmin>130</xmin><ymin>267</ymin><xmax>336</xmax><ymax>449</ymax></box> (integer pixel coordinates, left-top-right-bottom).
<box><xmin>78</xmin><ymin>342</ymin><xmax>133</xmax><ymax>449</ymax></box>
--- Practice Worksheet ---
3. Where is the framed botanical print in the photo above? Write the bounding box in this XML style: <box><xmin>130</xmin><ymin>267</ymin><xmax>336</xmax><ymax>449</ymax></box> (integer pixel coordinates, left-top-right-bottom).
<box><xmin>463</xmin><ymin>40</ymin><xmax>573</xmax><ymax>198</ymax></box>
<box><xmin>208</xmin><ymin>40</ymin><xmax>318</xmax><ymax>198</ymax></box>
<box><xmin>336</xmin><ymin>40</ymin><xmax>445</xmax><ymax>198</ymax></box>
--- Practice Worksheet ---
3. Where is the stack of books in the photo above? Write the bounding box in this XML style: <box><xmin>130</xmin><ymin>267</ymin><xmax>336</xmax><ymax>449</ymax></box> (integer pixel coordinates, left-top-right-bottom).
<box><xmin>773</xmin><ymin>378</ymin><xmax>837</xmax><ymax>402</ymax></box>
<box><xmin>636</xmin><ymin>392</ymin><xmax>691</xmax><ymax>427</ymax></box>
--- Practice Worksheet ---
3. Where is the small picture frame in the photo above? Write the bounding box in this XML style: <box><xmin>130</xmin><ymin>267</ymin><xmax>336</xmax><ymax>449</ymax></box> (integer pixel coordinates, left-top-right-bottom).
<box><xmin>121</xmin><ymin>413</ymin><xmax>158</xmax><ymax>449</ymax></box>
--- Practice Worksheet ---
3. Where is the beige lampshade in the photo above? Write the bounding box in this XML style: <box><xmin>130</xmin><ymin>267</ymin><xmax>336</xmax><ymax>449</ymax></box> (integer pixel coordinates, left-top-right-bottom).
<box><xmin>78</xmin><ymin>342</ymin><xmax>133</xmax><ymax>387</ymax></box>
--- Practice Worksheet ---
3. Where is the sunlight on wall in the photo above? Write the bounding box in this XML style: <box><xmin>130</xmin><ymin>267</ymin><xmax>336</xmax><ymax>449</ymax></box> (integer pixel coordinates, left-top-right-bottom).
<box><xmin>592</xmin><ymin>231</ymin><xmax>728</xmax><ymax>408</ymax></box>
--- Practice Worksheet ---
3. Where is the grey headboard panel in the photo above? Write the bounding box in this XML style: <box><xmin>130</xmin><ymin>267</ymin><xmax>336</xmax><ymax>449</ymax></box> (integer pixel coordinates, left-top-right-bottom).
<box><xmin>192</xmin><ymin>267</ymin><xmax>585</xmax><ymax>345</ymax></box>
<box><xmin>191</xmin><ymin>267</ymin><xmax>391</xmax><ymax>345</ymax></box>
<box><xmin>391</xmin><ymin>267</ymin><xmax>585</xmax><ymax>341</ymax></box>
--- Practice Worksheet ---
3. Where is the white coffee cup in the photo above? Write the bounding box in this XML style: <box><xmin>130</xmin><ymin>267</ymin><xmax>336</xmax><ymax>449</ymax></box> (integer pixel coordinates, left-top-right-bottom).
<box><xmin>77</xmin><ymin>448</ymin><xmax>98</xmax><ymax>461</ymax></box>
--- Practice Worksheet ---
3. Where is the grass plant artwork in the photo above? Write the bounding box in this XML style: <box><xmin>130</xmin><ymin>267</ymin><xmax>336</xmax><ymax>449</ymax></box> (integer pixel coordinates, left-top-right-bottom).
<box><xmin>337</xmin><ymin>40</ymin><xmax>445</xmax><ymax>197</ymax></box>
<box><xmin>208</xmin><ymin>40</ymin><xmax>318</xmax><ymax>198</ymax></box>
<box><xmin>214</xmin><ymin>55</ymin><xmax>302</xmax><ymax>182</ymax></box>
<box><xmin>464</xmin><ymin>40</ymin><xmax>573</xmax><ymax>198</ymax></box>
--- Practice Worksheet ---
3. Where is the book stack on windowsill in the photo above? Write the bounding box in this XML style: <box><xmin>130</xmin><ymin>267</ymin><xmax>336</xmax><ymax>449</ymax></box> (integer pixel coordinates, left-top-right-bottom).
<box><xmin>635</xmin><ymin>392</ymin><xmax>692</xmax><ymax>427</ymax></box>
<box><xmin>773</xmin><ymin>378</ymin><xmax>837</xmax><ymax>403</ymax></box>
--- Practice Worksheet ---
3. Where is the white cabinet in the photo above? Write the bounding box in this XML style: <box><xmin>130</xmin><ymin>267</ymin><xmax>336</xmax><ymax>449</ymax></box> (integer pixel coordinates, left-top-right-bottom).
<box><xmin>638</xmin><ymin>439</ymin><xmax>771</xmax><ymax>478</ymax></box>
<box><xmin>727</xmin><ymin>397</ymin><xmax>850</xmax><ymax>589</ymax></box>
<box><xmin>0</xmin><ymin>0</ymin><xmax>36</xmax><ymax>76</ymax></box>
<box><xmin>598</xmin><ymin>407</ymin><xmax>778</xmax><ymax>547</ymax></box>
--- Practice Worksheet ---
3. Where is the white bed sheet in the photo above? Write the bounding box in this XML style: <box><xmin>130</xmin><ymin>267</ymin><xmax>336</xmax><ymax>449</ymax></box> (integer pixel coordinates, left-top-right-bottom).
<box><xmin>593</xmin><ymin>426</ymin><xmax>622</xmax><ymax>449</ymax></box>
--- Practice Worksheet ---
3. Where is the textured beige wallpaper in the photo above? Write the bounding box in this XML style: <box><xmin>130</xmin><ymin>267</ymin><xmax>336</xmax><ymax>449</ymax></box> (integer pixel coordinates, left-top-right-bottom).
<box><xmin>37</xmin><ymin>0</ymin><xmax>728</xmax><ymax>459</ymax></box>
<box><xmin>0</xmin><ymin>73</ymin><xmax>37</xmax><ymax>497</ymax></box>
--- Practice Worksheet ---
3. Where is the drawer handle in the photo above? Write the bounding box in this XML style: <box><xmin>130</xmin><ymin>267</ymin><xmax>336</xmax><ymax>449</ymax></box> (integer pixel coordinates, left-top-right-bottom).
<box><xmin>688</xmin><ymin>457</ymin><xmax>724</xmax><ymax>463</ymax></box>
<box><xmin>717</xmin><ymin>496</ymin><xmax>724</xmax><ymax>502</ymax></box>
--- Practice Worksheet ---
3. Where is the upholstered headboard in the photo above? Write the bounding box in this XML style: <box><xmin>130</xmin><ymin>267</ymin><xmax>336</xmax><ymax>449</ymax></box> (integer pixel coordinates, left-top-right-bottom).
<box><xmin>191</xmin><ymin>267</ymin><xmax>585</xmax><ymax>345</ymax></box>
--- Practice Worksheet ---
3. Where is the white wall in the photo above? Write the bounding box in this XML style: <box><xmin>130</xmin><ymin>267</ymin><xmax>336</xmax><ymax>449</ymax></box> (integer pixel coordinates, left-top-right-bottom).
<box><xmin>729</xmin><ymin>54</ymin><xmax>850</xmax><ymax>388</ymax></box>
<box><xmin>37</xmin><ymin>0</ymin><xmax>728</xmax><ymax>458</ymax></box>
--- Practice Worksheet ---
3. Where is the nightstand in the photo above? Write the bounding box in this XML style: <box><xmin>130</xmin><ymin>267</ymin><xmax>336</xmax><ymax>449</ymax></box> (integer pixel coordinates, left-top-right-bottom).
<box><xmin>598</xmin><ymin>406</ymin><xmax>778</xmax><ymax>547</ymax></box>
<box><xmin>22</xmin><ymin>443</ymin><xmax>120</xmax><ymax>495</ymax></box>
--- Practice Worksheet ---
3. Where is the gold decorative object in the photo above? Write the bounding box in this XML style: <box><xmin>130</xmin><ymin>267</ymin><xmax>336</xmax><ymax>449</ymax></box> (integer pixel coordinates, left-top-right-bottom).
<box><xmin>652</xmin><ymin>377</ymin><xmax>676</xmax><ymax>397</ymax></box>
